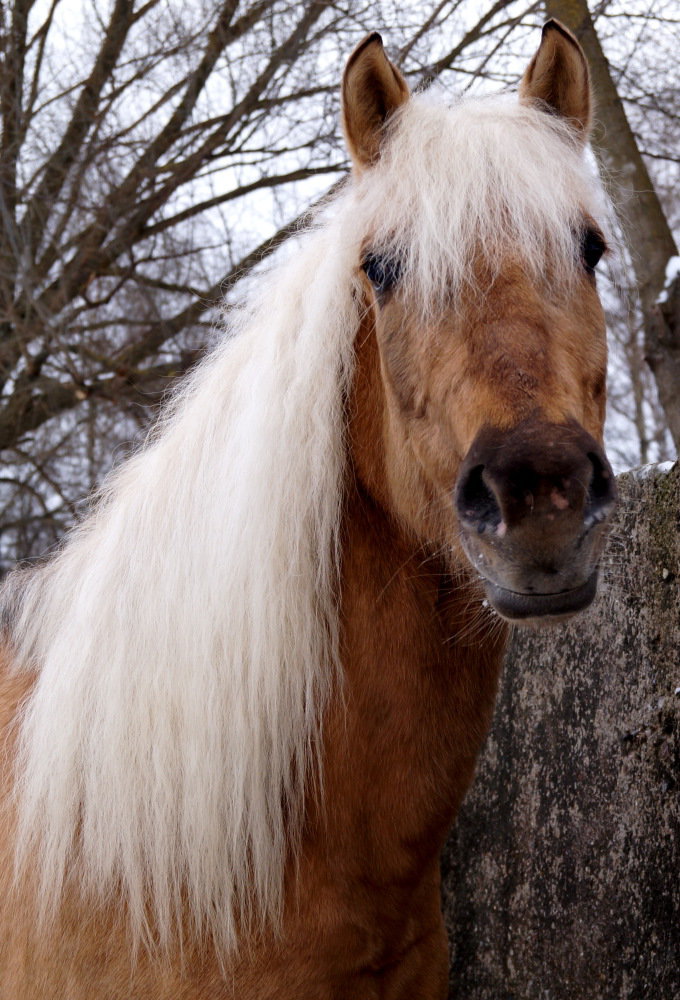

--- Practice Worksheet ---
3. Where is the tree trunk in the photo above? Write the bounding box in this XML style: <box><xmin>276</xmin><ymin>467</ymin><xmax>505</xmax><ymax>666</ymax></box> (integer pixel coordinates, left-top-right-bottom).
<box><xmin>443</xmin><ymin>462</ymin><xmax>680</xmax><ymax>998</ymax></box>
<box><xmin>544</xmin><ymin>0</ymin><xmax>680</xmax><ymax>452</ymax></box>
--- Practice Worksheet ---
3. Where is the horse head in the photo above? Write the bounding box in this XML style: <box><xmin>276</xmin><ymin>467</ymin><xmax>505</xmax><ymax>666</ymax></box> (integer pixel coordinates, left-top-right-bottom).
<box><xmin>343</xmin><ymin>23</ymin><xmax>617</xmax><ymax>624</ymax></box>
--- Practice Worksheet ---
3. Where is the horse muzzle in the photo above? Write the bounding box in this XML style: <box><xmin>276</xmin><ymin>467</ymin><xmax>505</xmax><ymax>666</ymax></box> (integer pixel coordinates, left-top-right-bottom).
<box><xmin>454</xmin><ymin>417</ymin><xmax>617</xmax><ymax>624</ymax></box>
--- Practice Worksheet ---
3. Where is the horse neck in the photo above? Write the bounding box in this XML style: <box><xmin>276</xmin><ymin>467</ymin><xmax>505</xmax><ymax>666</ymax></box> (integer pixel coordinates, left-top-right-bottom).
<box><xmin>319</xmin><ymin>313</ymin><xmax>508</xmax><ymax>876</ymax></box>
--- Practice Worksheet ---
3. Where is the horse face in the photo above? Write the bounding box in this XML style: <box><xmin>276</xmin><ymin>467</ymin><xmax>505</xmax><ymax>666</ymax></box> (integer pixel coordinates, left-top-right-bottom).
<box><xmin>344</xmin><ymin>26</ymin><xmax>617</xmax><ymax>624</ymax></box>
<box><xmin>362</xmin><ymin>248</ymin><xmax>615</xmax><ymax>624</ymax></box>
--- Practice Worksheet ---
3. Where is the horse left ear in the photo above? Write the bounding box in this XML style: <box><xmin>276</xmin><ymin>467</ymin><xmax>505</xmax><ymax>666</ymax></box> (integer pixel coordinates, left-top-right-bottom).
<box><xmin>520</xmin><ymin>20</ymin><xmax>591</xmax><ymax>142</ymax></box>
<box><xmin>342</xmin><ymin>33</ymin><xmax>410</xmax><ymax>171</ymax></box>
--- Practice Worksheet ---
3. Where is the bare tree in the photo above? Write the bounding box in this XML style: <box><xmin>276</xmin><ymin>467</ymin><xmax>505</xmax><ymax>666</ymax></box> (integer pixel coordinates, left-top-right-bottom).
<box><xmin>544</xmin><ymin>0</ymin><xmax>680</xmax><ymax>457</ymax></box>
<box><xmin>1</xmin><ymin>0</ymin><xmax>677</xmax><ymax>566</ymax></box>
<box><xmin>1</xmin><ymin>0</ymin><xmax>544</xmax><ymax>567</ymax></box>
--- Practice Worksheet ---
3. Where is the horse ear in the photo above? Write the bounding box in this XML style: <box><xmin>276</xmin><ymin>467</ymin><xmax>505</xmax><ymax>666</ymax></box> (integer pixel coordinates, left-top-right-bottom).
<box><xmin>342</xmin><ymin>33</ymin><xmax>410</xmax><ymax>170</ymax></box>
<box><xmin>520</xmin><ymin>20</ymin><xmax>591</xmax><ymax>141</ymax></box>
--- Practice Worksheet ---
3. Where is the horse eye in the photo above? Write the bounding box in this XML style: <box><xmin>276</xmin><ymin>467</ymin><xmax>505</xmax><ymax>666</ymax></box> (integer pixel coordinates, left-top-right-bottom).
<box><xmin>581</xmin><ymin>227</ymin><xmax>607</xmax><ymax>275</ymax></box>
<box><xmin>361</xmin><ymin>252</ymin><xmax>401</xmax><ymax>295</ymax></box>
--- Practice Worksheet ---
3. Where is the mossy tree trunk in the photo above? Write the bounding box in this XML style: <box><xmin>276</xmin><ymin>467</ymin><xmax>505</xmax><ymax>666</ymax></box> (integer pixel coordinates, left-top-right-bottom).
<box><xmin>443</xmin><ymin>464</ymin><xmax>680</xmax><ymax>999</ymax></box>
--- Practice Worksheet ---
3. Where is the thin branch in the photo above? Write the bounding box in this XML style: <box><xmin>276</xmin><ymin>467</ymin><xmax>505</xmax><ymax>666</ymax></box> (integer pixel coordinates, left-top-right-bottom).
<box><xmin>20</xmin><ymin>0</ymin><xmax>137</xmax><ymax>261</ymax></box>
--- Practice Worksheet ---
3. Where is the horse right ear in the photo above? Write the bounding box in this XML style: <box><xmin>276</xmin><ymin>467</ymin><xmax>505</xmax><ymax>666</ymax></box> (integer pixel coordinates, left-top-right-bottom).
<box><xmin>520</xmin><ymin>20</ymin><xmax>592</xmax><ymax>141</ymax></box>
<box><xmin>342</xmin><ymin>34</ymin><xmax>409</xmax><ymax>171</ymax></box>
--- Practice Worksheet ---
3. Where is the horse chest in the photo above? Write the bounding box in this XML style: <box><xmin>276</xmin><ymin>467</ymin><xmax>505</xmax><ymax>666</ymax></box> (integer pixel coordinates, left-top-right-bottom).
<box><xmin>249</xmin><ymin>519</ymin><xmax>507</xmax><ymax>998</ymax></box>
<box><xmin>311</xmin><ymin>492</ymin><xmax>505</xmax><ymax>902</ymax></box>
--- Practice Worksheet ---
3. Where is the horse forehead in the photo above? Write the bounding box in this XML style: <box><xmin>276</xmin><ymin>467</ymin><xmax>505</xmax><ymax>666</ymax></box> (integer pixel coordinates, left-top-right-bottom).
<box><xmin>379</xmin><ymin>261</ymin><xmax>605</xmax><ymax>399</ymax></box>
<box><xmin>390</xmin><ymin>257</ymin><xmax>575</xmax><ymax>333</ymax></box>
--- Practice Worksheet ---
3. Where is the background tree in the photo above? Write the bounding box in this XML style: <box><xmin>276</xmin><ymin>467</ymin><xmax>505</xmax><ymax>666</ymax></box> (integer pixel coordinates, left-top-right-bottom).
<box><xmin>0</xmin><ymin>0</ymin><xmax>536</xmax><ymax>567</ymax></box>
<box><xmin>0</xmin><ymin>0</ymin><xmax>677</xmax><ymax>569</ymax></box>
<box><xmin>544</xmin><ymin>0</ymin><xmax>680</xmax><ymax>459</ymax></box>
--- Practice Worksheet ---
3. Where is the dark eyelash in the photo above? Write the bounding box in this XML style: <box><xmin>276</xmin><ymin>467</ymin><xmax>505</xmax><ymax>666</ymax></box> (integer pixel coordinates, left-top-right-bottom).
<box><xmin>361</xmin><ymin>252</ymin><xmax>402</xmax><ymax>295</ymax></box>
<box><xmin>581</xmin><ymin>227</ymin><xmax>607</xmax><ymax>275</ymax></box>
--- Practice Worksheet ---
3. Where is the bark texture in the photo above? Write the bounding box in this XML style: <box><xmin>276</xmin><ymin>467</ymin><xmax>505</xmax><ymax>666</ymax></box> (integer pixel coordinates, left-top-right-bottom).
<box><xmin>443</xmin><ymin>462</ymin><xmax>680</xmax><ymax>999</ymax></box>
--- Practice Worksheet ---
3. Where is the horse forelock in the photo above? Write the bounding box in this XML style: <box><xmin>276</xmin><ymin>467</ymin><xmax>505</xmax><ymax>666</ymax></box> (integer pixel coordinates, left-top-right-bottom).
<box><xmin>3</xmin><ymin>88</ymin><xmax>610</xmax><ymax>959</ymax></box>
<box><xmin>353</xmin><ymin>92</ymin><xmax>612</xmax><ymax>317</ymax></box>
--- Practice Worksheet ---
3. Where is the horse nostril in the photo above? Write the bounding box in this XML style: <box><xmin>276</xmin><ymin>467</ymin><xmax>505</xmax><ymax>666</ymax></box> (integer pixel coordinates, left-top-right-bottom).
<box><xmin>584</xmin><ymin>451</ymin><xmax>617</xmax><ymax>529</ymax></box>
<box><xmin>455</xmin><ymin>464</ymin><xmax>502</xmax><ymax>534</ymax></box>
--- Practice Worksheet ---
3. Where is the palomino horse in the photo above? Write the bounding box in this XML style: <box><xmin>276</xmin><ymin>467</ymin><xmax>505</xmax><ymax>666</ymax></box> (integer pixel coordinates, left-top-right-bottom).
<box><xmin>0</xmin><ymin>21</ymin><xmax>616</xmax><ymax>999</ymax></box>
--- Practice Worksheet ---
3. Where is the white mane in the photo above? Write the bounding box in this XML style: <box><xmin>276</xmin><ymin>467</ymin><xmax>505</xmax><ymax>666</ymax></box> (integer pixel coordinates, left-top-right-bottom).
<box><xmin>5</xmin><ymin>90</ymin><xmax>608</xmax><ymax>955</ymax></box>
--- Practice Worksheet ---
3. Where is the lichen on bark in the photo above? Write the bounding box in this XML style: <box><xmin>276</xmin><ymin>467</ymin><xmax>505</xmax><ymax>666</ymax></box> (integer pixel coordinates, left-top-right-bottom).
<box><xmin>443</xmin><ymin>463</ymin><xmax>680</xmax><ymax>1000</ymax></box>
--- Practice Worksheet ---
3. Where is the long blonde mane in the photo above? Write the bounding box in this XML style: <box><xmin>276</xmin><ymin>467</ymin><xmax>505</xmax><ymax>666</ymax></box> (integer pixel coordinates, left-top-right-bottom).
<box><xmin>4</xmin><ymin>92</ymin><xmax>608</xmax><ymax>956</ymax></box>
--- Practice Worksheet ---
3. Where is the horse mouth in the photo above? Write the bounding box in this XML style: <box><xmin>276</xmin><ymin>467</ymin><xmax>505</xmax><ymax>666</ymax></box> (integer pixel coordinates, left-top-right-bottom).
<box><xmin>483</xmin><ymin>571</ymin><xmax>598</xmax><ymax>623</ymax></box>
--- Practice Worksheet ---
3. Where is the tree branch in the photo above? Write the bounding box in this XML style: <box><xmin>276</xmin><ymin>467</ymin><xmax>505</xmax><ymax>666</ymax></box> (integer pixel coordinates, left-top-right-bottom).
<box><xmin>19</xmin><ymin>0</ymin><xmax>137</xmax><ymax>262</ymax></box>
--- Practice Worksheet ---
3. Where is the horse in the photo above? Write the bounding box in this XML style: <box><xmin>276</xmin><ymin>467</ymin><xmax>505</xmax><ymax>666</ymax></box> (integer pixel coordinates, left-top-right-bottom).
<box><xmin>0</xmin><ymin>21</ymin><xmax>617</xmax><ymax>999</ymax></box>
